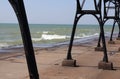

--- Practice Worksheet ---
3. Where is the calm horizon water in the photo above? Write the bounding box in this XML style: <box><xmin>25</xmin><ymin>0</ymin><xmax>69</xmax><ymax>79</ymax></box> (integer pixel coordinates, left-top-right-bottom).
<box><xmin>0</xmin><ymin>23</ymin><xmax>118</xmax><ymax>48</ymax></box>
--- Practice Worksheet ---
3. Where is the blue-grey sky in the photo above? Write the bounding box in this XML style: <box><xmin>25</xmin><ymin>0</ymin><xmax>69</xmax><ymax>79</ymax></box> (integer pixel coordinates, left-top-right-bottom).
<box><xmin>0</xmin><ymin>0</ymin><xmax>113</xmax><ymax>24</ymax></box>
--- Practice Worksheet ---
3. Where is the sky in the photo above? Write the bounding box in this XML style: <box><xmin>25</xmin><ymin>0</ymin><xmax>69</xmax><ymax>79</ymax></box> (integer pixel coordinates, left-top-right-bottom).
<box><xmin>0</xmin><ymin>0</ymin><xmax>113</xmax><ymax>24</ymax></box>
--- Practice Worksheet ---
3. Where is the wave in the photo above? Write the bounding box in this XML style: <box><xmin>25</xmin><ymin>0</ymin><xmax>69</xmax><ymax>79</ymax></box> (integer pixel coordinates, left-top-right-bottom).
<box><xmin>80</xmin><ymin>33</ymin><xmax>99</xmax><ymax>38</ymax></box>
<box><xmin>32</xmin><ymin>32</ymin><xmax>99</xmax><ymax>42</ymax></box>
<box><xmin>41</xmin><ymin>34</ymin><xmax>69</xmax><ymax>40</ymax></box>
<box><xmin>37</xmin><ymin>31</ymin><xmax>49</xmax><ymax>34</ymax></box>
<box><xmin>32</xmin><ymin>34</ymin><xmax>69</xmax><ymax>41</ymax></box>
<box><xmin>32</xmin><ymin>38</ymin><xmax>42</xmax><ymax>41</ymax></box>
<box><xmin>0</xmin><ymin>43</ymin><xmax>9</xmax><ymax>48</ymax></box>
<box><xmin>0</xmin><ymin>32</ymin><xmax>100</xmax><ymax>48</ymax></box>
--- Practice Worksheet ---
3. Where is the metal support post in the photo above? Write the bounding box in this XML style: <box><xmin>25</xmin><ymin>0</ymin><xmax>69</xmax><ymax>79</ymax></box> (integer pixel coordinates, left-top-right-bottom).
<box><xmin>117</xmin><ymin>21</ymin><xmax>120</xmax><ymax>40</ymax></box>
<box><xmin>95</xmin><ymin>32</ymin><xmax>104</xmax><ymax>51</ymax></box>
<box><xmin>67</xmin><ymin>14</ymin><xmax>80</xmax><ymax>60</ymax></box>
<box><xmin>62</xmin><ymin>0</ymin><xmax>82</xmax><ymax>67</ymax></box>
<box><xmin>108</xmin><ymin>21</ymin><xmax>116</xmax><ymax>44</ymax></box>
<box><xmin>110</xmin><ymin>21</ymin><xmax>116</xmax><ymax>41</ymax></box>
<box><xmin>100</xmin><ymin>23</ymin><xmax>108</xmax><ymax>62</ymax></box>
<box><xmin>98</xmin><ymin>22</ymin><xmax>113</xmax><ymax>70</ymax></box>
<box><xmin>8</xmin><ymin>0</ymin><xmax>39</xmax><ymax>79</ymax></box>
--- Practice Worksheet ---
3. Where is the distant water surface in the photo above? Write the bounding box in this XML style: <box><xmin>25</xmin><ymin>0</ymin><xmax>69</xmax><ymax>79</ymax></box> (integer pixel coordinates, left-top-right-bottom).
<box><xmin>0</xmin><ymin>23</ymin><xmax>118</xmax><ymax>48</ymax></box>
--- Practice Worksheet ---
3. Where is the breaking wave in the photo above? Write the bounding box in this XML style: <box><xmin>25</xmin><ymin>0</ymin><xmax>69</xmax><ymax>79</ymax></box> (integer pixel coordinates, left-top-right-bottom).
<box><xmin>32</xmin><ymin>32</ymin><xmax>99</xmax><ymax>42</ymax></box>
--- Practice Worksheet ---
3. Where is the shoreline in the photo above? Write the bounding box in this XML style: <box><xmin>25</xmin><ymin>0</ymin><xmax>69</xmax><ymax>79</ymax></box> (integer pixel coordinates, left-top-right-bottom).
<box><xmin>0</xmin><ymin>33</ymin><xmax>110</xmax><ymax>51</ymax></box>
<box><xmin>0</xmin><ymin>32</ymin><xmax>118</xmax><ymax>50</ymax></box>
<box><xmin>0</xmin><ymin>34</ymin><xmax>98</xmax><ymax>62</ymax></box>
<box><xmin>0</xmin><ymin>33</ymin><xmax>119</xmax><ymax>79</ymax></box>
<box><xmin>0</xmin><ymin>33</ymin><xmax>118</xmax><ymax>60</ymax></box>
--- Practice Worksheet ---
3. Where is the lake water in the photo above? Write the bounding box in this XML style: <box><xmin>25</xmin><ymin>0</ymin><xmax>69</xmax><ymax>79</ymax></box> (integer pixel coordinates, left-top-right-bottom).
<box><xmin>0</xmin><ymin>23</ymin><xmax>118</xmax><ymax>48</ymax></box>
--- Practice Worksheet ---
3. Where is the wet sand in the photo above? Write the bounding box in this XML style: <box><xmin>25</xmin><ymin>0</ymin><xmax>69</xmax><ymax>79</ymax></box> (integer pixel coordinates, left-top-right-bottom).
<box><xmin>0</xmin><ymin>37</ymin><xmax>120</xmax><ymax>79</ymax></box>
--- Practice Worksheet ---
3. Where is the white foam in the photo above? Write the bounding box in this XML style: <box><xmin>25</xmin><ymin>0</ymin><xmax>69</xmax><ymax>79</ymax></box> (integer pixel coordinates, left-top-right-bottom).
<box><xmin>37</xmin><ymin>31</ymin><xmax>49</xmax><ymax>34</ymax></box>
<box><xmin>32</xmin><ymin>32</ymin><xmax>99</xmax><ymax>41</ymax></box>
<box><xmin>0</xmin><ymin>43</ymin><xmax>9</xmax><ymax>48</ymax></box>
<box><xmin>94</xmin><ymin>33</ymin><xmax>99</xmax><ymax>36</ymax></box>
<box><xmin>32</xmin><ymin>38</ymin><xmax>42</xmax><ymax>41</ymax></box>
<box><xmin>80</xmin><ymin>33</ymin><xmax>99</xmax><ymax>38</ymax></box>
<box><xmin>41</xmin><ymin>34</ymin><xmax>68</xmax><ymax>40</ymax></box>
<box><xmin>43</xmin><ymin>31</ymin><xmax>49</xmax><ymax>34</ymax></box>
<box><xmin>36</xmin><ymin>32</ymin><xmax>41</xmax><ymax>34</ymax></box>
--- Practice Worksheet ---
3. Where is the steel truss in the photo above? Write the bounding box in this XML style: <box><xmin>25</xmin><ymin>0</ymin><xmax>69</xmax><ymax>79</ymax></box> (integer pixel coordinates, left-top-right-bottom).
<box><xmin>97</xmin><ymin>0</ymin><xmax>120</xmax><ymax>48</ymax></box>
<box><xmin>66</xmin><ymin>0</ymin><xmax>109</xmax><ymax>63</ymax></box>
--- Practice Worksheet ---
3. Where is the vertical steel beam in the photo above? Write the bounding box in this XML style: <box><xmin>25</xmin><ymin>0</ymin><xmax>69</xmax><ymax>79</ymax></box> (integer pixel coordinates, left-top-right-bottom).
<box><xmin>97</xmin><ymin>32</ymin><xmax>102</xmax><ymax>47</ymax></box>
<box><xmin>110</xmin><ymin>21</ymin><xmax>116</xmax><ymax>41</ymax></box>
<box><xmin>67</xmin><ymin>13</ymin><xmax>80</xmax><ymax>60</ymax></box>
<box><xmin>117</xmin><ymin>21</ymin><xmax>120</xmax><ymax>38</ymax></box>
<box><xmin>100</xmin><ymin>23</ymin><xmax>108</xmax><ymax>62</ymax></box>
<box><xmin>66</xmin><ymin>0</ymin><xmax>82</xmax><ymax>60</ymax></box>
<box><xmin>8</xmin><ymin>0</ymin><xmax>39</xmax><ymax>79</ymax></box>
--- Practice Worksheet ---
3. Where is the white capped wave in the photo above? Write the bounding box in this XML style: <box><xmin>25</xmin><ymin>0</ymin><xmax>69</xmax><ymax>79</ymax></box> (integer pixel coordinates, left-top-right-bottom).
<box><xmin>32</xmin><ymin>33</ymin><xmax>99</xmax><ymax>41</ymax></box>
<box><xmin>81</xmin><ymin>33</ymin><xmax>99</xmax><ymax>38</ymax></box>
<box><xmin>41</xmin><ymin>34</ymin><xmax>69</xmax><ymax>40</ymax></box>
<box><xmin>43</xmin><ymin>31</ymin><xmax>49</xmax><ymax>34</ymax></box>
<box><xmin>32</xmin><ymin>33</ymin><xmax>70</xmax><ymax>41</ymax></box>
<box><xmin>37</xmin><ymin>31</ymin><xmax>49</xmax><ymax>34</ymax></box>
<box><xmin>32</xmin><ymin>38</ymin><xmax>42</xmax><ymax>41</ymax></box>
<box><xmin>94</xmin><ymin>33</ymin><xmax>99</xmax><ymax>36</ymax></box>
<box><xmin>0</xmin><ymin>43</ymin><xmax>9</xmax><ymax>48</ymax></box>
<box><xmin>36</xmin><ymin>32</ymin><xmax>41</xmax><ymax>34</ymax></box>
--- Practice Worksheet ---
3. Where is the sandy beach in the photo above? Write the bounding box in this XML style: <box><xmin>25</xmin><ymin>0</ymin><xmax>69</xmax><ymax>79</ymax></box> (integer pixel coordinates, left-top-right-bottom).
<box><xmin>0</xmin><ymin>36</ymin><xmax>120</xmax><ymax>79</ymax></box>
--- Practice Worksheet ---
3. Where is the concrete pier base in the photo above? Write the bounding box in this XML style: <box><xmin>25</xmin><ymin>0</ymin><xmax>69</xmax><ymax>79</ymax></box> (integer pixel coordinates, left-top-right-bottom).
<box><xmin>62</xmin><ymin>59</ymin><xmax>77</xmax><ymax>67</ymax></box>
<box><xmin>95</xmin><ymin>47</ymin><xmax>104</xmax><ymax>51</ymax></box>
<box><xmin>108</xmin><ymin>40</ymin><xmax>115</xmax><ymax>44</ymax></box>
<box><xmin>98</xmin><ymin>61</ymin><xmax>113</xmax><ymax>70</ymax></box>
<box><xmin>118</xmin><ymin>47</ymin><xmax>120</xmax><ymax>51</ymax></box>
<box><xmin>116</xmin><ymin>37</ymin><xmax>120</xmax><ymax>40</ymax></box>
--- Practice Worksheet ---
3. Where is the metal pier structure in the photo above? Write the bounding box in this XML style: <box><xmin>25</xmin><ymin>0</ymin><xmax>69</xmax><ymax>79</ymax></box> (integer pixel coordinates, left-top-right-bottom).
<box><xmin>8</xmin><ymin>0</ymin><xmax>39</xmax><ymax>79</ymax></box>
<box><xmin>107</xmin><ymin>0</ymin><xmax>120</xmax><ymax>41</ymax></box>
<box><xmin>2</xmin><ymin>0</ymin><xmax>120</xmax><ymax>79</ymax></box>
<box><xmin>96</xmin><ymin>0</ymin><xmax>120</xmax><ymax>49</ymax></box>
<box><xmin>62</xmin><ymin>0</ymin><xmax>114</xmax><ymax>70</ymax></box>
